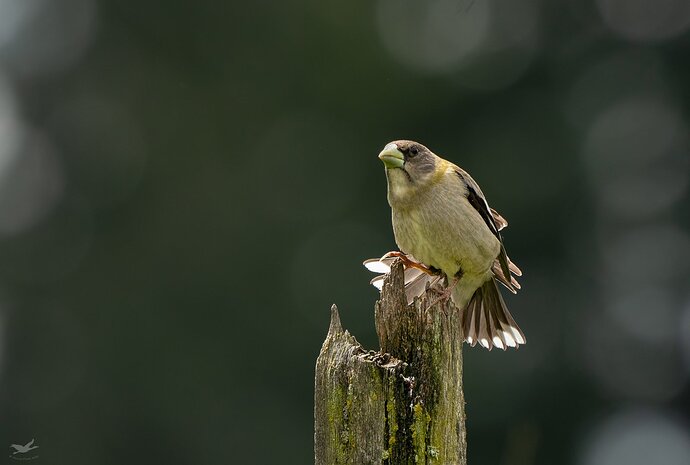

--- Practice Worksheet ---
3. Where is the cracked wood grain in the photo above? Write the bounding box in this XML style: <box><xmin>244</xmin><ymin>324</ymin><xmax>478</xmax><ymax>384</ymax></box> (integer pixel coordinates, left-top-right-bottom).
<box><xmin>315</xmin><ymin>260</ymin><xmax>467</xmax><ymax>465</ymax></box>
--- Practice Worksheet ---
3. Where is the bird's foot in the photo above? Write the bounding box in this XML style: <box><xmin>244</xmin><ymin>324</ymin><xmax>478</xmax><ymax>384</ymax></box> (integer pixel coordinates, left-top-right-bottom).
<box><xmin>425</xmin><ymin>275</ymin><xmax>460</xmax><ymax>311</ymax></box>
<box><xmin>382</xmin><ymin>251</ymin><xmax>436</xmax><ymax>275</ymax></box>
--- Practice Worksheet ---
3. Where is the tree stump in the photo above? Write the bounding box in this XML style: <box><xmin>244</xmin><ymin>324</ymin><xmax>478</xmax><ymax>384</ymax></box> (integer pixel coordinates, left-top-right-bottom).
<box><xmin>314</xmin><ymin>260</ymin><xmax>467</xmax><ymax>464</ymax></box>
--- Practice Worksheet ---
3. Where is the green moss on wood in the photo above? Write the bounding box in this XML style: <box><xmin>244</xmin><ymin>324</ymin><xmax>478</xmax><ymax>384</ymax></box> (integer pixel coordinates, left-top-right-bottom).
<box><xmin>385</xmin><ymin>378</ymin><xmax>398</xmax><ymax>458</ymax></box>
<box><xmin>411</xmin><ymin>402</ymin><xmax>431</xmax><ymax>463</ymax></box>
<box><xmin>315</xmin><ymin>263</ymin><xmax>466</xmax><ymax>465</ymax></box>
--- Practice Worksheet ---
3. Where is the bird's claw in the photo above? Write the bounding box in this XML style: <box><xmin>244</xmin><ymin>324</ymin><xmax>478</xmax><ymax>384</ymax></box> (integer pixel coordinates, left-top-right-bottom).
<box><xmin>382</xmin><ymin>251</ymin><xmax>436</xmax><ymax>276</ymax></box>
<box><xmin>424</xmin><ymin>275</ymin><xmax>459</xmax><ymax>311</ymax></box>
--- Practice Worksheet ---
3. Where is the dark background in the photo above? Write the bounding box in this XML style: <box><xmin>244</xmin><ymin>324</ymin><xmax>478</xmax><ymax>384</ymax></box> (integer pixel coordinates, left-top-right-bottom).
<box><xmin>1</xmin><ymin>0</ymin><xmax>689</xmax><ymax>464</ymax></box>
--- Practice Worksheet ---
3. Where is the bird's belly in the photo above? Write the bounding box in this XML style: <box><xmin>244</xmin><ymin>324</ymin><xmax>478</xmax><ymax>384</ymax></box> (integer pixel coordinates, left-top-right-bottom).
<box><xmin>392</xmin><ymin>205</ymin><xmax>499</xmax><ymax>277</ymax></box>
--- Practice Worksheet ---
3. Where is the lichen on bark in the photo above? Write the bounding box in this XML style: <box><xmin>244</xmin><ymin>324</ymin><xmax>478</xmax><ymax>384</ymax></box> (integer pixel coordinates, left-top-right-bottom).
<box><xmin>315</xmin><ymin>260</ymin><xmax>467</xmax><ymax>465</ymax></box>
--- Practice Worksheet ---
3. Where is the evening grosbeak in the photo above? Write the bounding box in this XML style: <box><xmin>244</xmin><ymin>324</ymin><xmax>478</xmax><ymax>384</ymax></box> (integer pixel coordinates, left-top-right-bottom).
<box><xmin>372</xmin><ymin>140</ymin><xmax>525</xmax><ymax>351</ymax></box>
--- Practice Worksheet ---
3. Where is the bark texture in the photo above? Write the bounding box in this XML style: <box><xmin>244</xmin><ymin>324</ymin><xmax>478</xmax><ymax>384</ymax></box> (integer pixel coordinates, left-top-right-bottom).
<box><xmin>314</xmin><ymin>260</ymin><xmax>466</xmax><ymax>464</ymax></box>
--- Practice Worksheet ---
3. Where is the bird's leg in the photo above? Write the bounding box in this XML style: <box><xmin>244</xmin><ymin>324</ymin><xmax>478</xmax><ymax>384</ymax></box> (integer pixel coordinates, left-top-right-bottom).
<box><xmin>426</xmin><ymin>269</ymin><xmax>463</xmax><ymax>310</ymax></box>
<box><xmin>382</xmin><ymin>251</ymin><xmax>436</xmax><ymax>275</ymax></box>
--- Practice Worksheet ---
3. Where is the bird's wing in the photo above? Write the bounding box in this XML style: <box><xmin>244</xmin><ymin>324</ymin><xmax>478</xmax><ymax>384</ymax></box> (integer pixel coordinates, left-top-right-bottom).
<box><xmin>454</xmin><ymin>168</ymin><xmax>500</xmax><ymax>236</ymax></box>
<box><xmin>490</xmin><ymin>208</ymin><xmax>508</xmax><ymax>231</ymax></box>
<box><xmin>492</xmin><ymin>258</ymin><xmax>522</xmax><ymax>293</ymax></box>
<box><xmin>455</xmin><ymin>168</ymin><xmax>516</xmax><ymax>291</ymax></box>
<box><xmin>364</xmin><ymin>254</ymin><xmax>443</xmax><ymax>304</ymax></box>
<box><xmin>26</xmin><ymin>440</ymin><xmax>34</xmax><ymax>447</ymax></box>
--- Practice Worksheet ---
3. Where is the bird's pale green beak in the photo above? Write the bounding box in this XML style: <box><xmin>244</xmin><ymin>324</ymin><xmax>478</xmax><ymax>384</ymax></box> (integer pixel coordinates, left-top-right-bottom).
<box><xmin>378</xmin><ymin>143</ymin><xmax>405</xmax><ymax>169</ymax></box>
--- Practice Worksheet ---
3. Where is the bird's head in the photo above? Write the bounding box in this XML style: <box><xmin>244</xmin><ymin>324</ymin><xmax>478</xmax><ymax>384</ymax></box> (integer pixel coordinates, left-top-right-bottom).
<box><xmin>378</xmin><ymin>140</ymin><xmax>441</xmax><ymax>205</ymax></box>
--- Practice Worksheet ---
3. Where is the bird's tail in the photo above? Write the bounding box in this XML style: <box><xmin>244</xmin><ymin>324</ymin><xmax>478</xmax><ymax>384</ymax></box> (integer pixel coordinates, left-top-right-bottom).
<box><xmin>459</xmin><ymin>278</ymin><xmax>525</xmax><ymax>350</ymax></box>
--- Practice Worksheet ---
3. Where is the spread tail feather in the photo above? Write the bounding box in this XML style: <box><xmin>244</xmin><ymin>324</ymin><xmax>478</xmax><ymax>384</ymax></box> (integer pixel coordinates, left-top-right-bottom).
<box><xmin>459</xmin><ymin>278</ymin><xmax>525</xmax><ymax>351</ymax></box>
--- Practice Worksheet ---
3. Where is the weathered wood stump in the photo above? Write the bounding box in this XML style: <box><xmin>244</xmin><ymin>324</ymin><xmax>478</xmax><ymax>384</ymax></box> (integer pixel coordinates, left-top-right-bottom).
<box><xmin>314</xmin><ymin>260</ymin><xmax>467</xmax><ymax>464</ymax></box>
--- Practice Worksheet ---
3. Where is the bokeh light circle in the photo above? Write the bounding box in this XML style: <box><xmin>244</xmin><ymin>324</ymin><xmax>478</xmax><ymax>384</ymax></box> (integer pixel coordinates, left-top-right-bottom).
<box><xmin>579</xmin><ymin>409</ymin><xmax>690</xmax><ymax>465</ymax></box>
<box><xmin>596</xmin><ymin>0</ymin><xmax>690</xmax><ymax>42</ymax></box>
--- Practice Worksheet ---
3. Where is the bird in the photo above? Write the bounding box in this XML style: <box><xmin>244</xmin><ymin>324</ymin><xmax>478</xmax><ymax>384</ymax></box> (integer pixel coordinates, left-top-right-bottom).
<box><xmin>376</xmin><ymin>140</ymin><xmax>525</xmax><ymax>350</ymax></box>
<box><xmin>10</xmin><ymin>439</ymin><xmax>38</xmax><ymax>454</ymax></box>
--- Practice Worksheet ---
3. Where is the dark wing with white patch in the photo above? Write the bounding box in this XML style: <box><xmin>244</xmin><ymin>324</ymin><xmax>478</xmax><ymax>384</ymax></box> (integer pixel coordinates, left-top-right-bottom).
<box><xmin>455</xmin><ymin>169</ymin><xmax>520</xmax><ymax>293</ymax></box>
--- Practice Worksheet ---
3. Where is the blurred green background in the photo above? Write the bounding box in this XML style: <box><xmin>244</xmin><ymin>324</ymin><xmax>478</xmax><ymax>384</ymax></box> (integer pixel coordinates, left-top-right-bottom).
<box><xmin>1</xmin><ymin>0</ymin><xmax>689</xmax><ymax>464</ymax></box>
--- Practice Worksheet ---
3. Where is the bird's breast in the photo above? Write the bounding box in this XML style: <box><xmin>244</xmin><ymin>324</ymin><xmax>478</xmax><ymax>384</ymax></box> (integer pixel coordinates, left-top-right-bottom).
<box><xmin>391</xmin><ymin>190</ymin><xmax>500</xmax><ymax>277</ymax></box>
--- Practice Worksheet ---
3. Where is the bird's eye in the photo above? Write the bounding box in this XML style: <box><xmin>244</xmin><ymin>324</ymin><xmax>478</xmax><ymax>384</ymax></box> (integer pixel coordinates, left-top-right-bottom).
<box><xmin>408</xmin><ymin>146</ymin><xmax>419</xmax><ymax>157</ymax></box>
